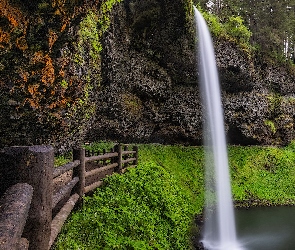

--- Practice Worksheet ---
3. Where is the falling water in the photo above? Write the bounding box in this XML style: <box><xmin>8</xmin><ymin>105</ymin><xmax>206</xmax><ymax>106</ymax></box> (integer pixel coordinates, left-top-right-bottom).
<box><xmin>193</xmin><ymin>6</ymin><xmax>243</xmax><ymax>250</ymax></box>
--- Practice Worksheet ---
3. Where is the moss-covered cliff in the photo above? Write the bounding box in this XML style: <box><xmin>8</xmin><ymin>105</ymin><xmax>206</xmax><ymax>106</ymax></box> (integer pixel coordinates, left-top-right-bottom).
<box><xmin>87</xmin><ymin>0</ymin><xmax>202</xmax><ymax>145</ymax></box>
<box><xmin>0</xmin><ymin>0</ymin><xmax>121</xmax><ymax>152</ymax></box>
<box><xmin>2</xmin><ymin>0</ymin><xmax>295</xmax><ymax>149</ymax></box>
<box><xmin>88</xmin><ymin>0</ymin><xmax>295</xmax><ymax>146</ymax></box>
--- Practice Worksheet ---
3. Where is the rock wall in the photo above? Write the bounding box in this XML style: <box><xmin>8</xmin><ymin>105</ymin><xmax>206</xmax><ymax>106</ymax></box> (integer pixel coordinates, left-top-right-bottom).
<box><xmin>88</xmin><ymin>0</ymin><xmax>295</xmax><ymax>146</ymax></box>
<box><xmin>0</xmin><ymin>0</ymin><xmax>122</xmax><ymax>152</ymax></box>
<box><xmin>88</xmin><ymin>0</ymin><xmax>203</xmax><ymax>145</ymax></box>
<box><xmin>1</xmin><ymin>0</ymin><xmax>295</xmax><ymax>149</ymax></box>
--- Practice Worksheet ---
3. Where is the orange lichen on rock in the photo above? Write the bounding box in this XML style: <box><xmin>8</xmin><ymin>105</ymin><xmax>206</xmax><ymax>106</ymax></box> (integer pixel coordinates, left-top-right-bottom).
<box><xmin>0</xmin><ymin>0</ymin><xmax>29</xmax><ymax>53</ymax></box>
<box><xmin>0</xmin><ymin>0</ymin><xmax>27</xmax><ymax>29</ymax></box>
<box><xmin>49</xmin><ymin>29</ymin><xmax>58</xmax><ymax>51</ymax></box>
<box><xmin>20</xmin><ymin>70</ymin><xmax>29</xmax><ymax>83</ymax></box>
<box><xmin>27</xmin><ymin>84</ymin><xmax>39</xmax><ymax>96</ymax></box>
<box><xmin>41</xmin><ymin>54</ymin><xmax>55</xmax><ymax>85</ymax></box>
<box><xmin>16</xmin><ymin>36</ymin><xmax>28</xmax><ymax>51</ymax></box>
<box><xmin>31</xmin><ymin>51</ymin><xmax>45</xmax><ymax>64</ymax></box>
<box><xmin>0</xmin><ymin>28</ymin><xmax>10</xmax><ymax>48</ymax></box>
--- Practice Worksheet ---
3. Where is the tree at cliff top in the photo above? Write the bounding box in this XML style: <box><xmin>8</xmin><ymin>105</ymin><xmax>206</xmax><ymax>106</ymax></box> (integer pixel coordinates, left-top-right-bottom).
<box><xmin>0</xmin><ymin>0</ymin><xmax>121</xmax><ymax>151</ymax></box>
<box><xmin>197</xmin><ymin>0</ymin><xmax>295</xmax><ymax>63</ymax></box>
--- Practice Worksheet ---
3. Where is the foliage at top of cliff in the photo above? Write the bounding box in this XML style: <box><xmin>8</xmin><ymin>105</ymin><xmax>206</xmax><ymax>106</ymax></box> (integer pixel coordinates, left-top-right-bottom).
<box><xmin>195</xmin><ymin>5</ymin><xmax>253</xmax><ymax>54</ymax></box>
<box><xmin>197</xmin><ymin>0</ymin><xmax>295</xmax><ymax>66</ymax></box>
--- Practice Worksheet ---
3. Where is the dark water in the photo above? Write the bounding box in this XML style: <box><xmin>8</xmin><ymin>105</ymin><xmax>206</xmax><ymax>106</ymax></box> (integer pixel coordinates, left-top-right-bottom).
<box><xmin>236</xmin><ymin>206</ymin><xmax>295</xmax><ymax>250</ymax></box>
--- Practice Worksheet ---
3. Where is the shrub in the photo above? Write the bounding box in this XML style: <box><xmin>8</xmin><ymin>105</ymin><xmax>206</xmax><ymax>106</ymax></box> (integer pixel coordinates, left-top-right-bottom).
<box><xmin>224</xmin><ymin>16</ymin><xmax>252</xmax><ymax>44</ymax></box>
<box><xmin>54</xmin><ymin>162</ymin><xmax>194</xmax><ymax>249</ymax></box>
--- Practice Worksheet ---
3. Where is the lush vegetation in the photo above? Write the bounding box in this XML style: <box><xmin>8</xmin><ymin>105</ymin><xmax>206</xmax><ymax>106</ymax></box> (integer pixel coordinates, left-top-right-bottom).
<box><xmin>197</xmin><ymin>0</ymin><xmax>295</xmax><ymax>64</ymax></box>
<box><xmin>198</xmin><ymin>6</ymin><xmax>252</xmax><ymax>52</ymax></box>
<box><xmin>230</xmin><ymin>144</ymin><xmax>295</xmax><ymax>206</ymax></box>
<box><xmin>54</xmin><ymin>142</ymin><xmax>295</xmax><ymax>249</ymax></box>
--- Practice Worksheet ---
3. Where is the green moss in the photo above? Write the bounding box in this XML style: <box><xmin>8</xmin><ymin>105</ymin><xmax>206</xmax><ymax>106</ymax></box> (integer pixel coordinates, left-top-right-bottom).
<box><xmin>60</xmin><ymin>79</ymin><xmax>68</xmax><ymax>89</ymax></box>
<box><xmin>264</xmin><ymin>120</ymin><xmax>276</xmax><ymax>134</ymax></box>
<box><xmin>79</xmin><ymin>11</ymin><xmax>102</xmax><ymax>60</ymax></box>
<box><xmin>267</xmin><ymin>93</ymin><xmax>282</xmax><ymax>113</ymax></box>
<box><xmin>122</xmin><ymin>93</ymin><xmax>143</xmax><ymax>118</ymax></box>
<box><xmin>77</xmin><ymin>0</ymin><xmax>123</xmax><ymax>62</ymax></box>
<box><xmin>65</xmin><ymin>0</ymin><xmax>122</xmax><ymax>129</ymax></box>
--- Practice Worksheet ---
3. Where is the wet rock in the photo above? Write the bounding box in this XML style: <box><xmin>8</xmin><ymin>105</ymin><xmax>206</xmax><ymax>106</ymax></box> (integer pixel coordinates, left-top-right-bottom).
<box><xmin>89</xmin><ymin>0</ymin><xmax>295</xmax><ymax>146</ymax></box>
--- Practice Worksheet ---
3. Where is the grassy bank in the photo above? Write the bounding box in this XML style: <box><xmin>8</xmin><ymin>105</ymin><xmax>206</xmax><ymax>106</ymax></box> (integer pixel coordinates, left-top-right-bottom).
<box><xmin>54</xmin><ymin>143</ymin><xmax>295</xmax><ymax>249</ymax></box>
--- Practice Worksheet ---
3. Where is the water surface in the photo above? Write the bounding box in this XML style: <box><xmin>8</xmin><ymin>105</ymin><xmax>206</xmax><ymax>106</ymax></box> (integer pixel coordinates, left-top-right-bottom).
<box><xmin>236</xmin><ymin>206</ymin><xmax>295</xmax><ymax>250</ymax></box>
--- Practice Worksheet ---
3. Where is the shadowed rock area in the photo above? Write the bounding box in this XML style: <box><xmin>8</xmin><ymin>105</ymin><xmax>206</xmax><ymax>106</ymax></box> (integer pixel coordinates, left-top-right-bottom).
<box><xmin>88</xmin><ymin>0</ymin><xmax>295</xmax><ymax>146</ymax></box>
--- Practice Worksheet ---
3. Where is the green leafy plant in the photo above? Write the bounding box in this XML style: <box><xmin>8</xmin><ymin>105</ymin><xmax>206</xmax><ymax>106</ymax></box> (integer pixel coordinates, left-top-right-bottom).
<box><xmin>54</xmin><ymin>143</ymin><xmax>295</xmax><ymax>249</ymax></box>
<box><xmin>198</xmin><ymin>7</ymin><xmax>253</xmax><ymax>53</ymax></box>
<box><xmin>199</xmin><ymin>9</ymin><xmax>226</xmax><ymax>38</ymax></box>
<box><xmin>229</xmin><ymin>145</ymin><xmax>295</xmax><ymax>205</ymax></box>
<box><xmin>54</xmin><ymin>153</ymin><xmax>72</xmax><ymax>167</ymax></box>
<box><xmin>54</xmin><ymin>162</ymin><xmax>194</xmax><ymax>249</ymax></box>
<box><xmin>224</xmin><ymin>16</ymin><xmax>252</xmax><ymax>44</ymax></box>
<box><xmin>83</xmin><ymin>141</ymin><xmax>115</xmax><ymax>152</ymax></box>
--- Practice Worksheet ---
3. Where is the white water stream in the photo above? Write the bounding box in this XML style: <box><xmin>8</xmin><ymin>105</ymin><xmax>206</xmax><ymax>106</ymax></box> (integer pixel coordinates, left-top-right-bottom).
<box><xmin>194</xmin><ymin>7</ymin><xmax>243</xmax><ymax>250</ymax></box>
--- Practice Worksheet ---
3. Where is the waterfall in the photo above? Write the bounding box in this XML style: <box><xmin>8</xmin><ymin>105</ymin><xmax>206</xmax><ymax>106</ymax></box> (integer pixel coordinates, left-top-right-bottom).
<box><xmin>193</xmin><ymin>6</ymin><xmax>243</xmax><ymax>250</ymax></box>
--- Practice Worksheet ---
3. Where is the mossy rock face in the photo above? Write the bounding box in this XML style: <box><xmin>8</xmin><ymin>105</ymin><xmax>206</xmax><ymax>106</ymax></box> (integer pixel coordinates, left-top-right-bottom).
<box><xmin>89</xmin><ymin>0</ymin><xmax>295</xmax><ymax>146</ymax></box>
<box><xmin>3</xmin><ymin>0</ymin><xmax>295</xmax><ymax>147</ymax></box>
<box><xmin>88</xmin><ymin>0</ymin><xmax>201</xmax><ymax>144</ymax></box>
<box><xmin>0</xmin><ymin>0</ymin><xmax>121</xmax><ymax>152</ymax></box>
<box><xmin>224</xmin><ymin>91</ymin><xmax>295</xmax><ymax>146</ymax></box>
<box><xmin>215</xmin><ymin>39</ymin><xmax>257</xmax><ymax>93</ymax></box>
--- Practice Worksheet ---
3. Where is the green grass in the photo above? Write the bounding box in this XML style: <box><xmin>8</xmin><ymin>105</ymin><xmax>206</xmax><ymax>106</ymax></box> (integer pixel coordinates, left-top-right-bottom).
<box><xmin>83</xmin><ymin>141</ymin><xmax>115</xmax><ymax>152</ymax></box>
<box><xmin>54</xmin><ymin>153</ymin><xmax>72</xmax><ymax>167</ymax></box>
<box><xmin>229</xmin><ymin>145</ymin><xmax>295</xmax><ymax>206</ymax></box>
<box><xmin>53</xmin><ymin>142</ymin><xmax>295</xmax><ymax>249</ymax></box>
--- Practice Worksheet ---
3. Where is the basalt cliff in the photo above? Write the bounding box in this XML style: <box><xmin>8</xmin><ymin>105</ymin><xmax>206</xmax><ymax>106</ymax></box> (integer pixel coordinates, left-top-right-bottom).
<box><xmin>1</xmin><ymin>0</ymin><xmax>295</xmax><ymax>151</ymax></box>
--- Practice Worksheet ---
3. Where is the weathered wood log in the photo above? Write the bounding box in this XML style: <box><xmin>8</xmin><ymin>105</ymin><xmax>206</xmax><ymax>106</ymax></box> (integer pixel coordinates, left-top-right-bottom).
<box><xmin>122</xmin><ymin>158</ymin><xmax>137</xmax><ymax>164</ymax></box>
<box><xmin>52</xmin><ymin>177</ymin><xmax>79</xmax><ymax>209</ymax></box>
<box><xmin>84</xmin><ymin>180</ymin><xmax>103</xmax><ymax>194</ymax></box>
<box><xmin>0</xmin><ymin>183</ymin><xmax>33</xmax><ymax>250</ymax></box>
<box><xmin>53</xmin><ymin>160</ymin><xmax>80</xmax><ymax>178</ymax></box>
<box><xmin>85</xmin><ymin>163</ymin><xmax>118</xmax><ymax>178</ymax></box>
<box><xmin>49</xmin><ymin>193</ymin><xmax>79</xmax><ymax>248</ymax></box>
<box><xmin>72</xmin><ymin>149</ymin><xmax>85</xmax><ymax>200</ymax></box>
<box><xmin>102</xmin><ymin>149</ymin><xmax>106</xmax><ymax>165</ymax></box>
<box><xmin>85</xmin><ymin>152</ymin><xmax>118</xmax><ymax>163</ymax></box>
<box><xmin>116</xmin><ymin>144</ymin><xmax>123</xmax><ymax>173</ymax></box>
<box><xmin>121</xmin><ymin>150</ymin><xmax>136</xmax><ymax>155</ymax></box>
<box><xmin>133</xmin><ymin>146</ymin><xmax>138</xmax><ymax>166</ymax></box>
<box><xmin>0</xmin><ymin>145</ymin><xmax>54</xmax><ymax>250</ymax></box>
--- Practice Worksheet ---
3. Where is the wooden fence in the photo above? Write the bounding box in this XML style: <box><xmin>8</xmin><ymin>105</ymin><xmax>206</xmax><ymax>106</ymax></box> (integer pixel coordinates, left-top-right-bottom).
<box><xmin>0</xmin><ymin>144</ymin><xmax>138</xmax><ymax>250</ymax></box>
<box><xmin>0</xmin><ymin>183</ymin><xmax>33</xmax><ymax>250</ymax></box>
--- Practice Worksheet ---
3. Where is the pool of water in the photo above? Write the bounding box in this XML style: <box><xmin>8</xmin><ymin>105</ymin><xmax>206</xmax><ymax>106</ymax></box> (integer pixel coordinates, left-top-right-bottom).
<box><xmin>236</xmin><ymin>206</ymin><xmax>295</xmax><ymax>250</ymax></box>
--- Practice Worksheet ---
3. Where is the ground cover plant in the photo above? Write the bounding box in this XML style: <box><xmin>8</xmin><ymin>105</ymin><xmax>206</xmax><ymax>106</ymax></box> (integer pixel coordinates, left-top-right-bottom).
<box><xmin>229</xmin><ymin>144</ymin><xmax>295</xmax><ymax>206</ymax></box>
<box><xmin>54</xmin><ymin>142</ymin><xmax>295</xmax><ymax>249</ymax></box>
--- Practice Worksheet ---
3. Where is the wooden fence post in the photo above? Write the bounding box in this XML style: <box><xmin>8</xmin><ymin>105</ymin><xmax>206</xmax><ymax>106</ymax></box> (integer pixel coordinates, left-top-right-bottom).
<box><xmin>0</xmin><ymin>145</ymin><xmax>54</xmax><ymax>250</ymax></box>
<box><xmin>133</xmin><ymin>145</ymin><xmax>138</xmax><ymax>165</ymax></box>
<box><xmin>115</xmin><ymin>144</ymin><xmax>122</xmax><ymax>173</ymax></box>
<box><xmin>72</xmin><ymin>148</ymin><xmax>85</xmax><ymax>200</ymax></box>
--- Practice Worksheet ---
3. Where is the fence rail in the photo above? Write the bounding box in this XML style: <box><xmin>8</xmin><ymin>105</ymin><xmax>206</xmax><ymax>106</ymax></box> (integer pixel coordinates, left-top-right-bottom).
<box><xmin>0</xmin><ymin>144</ymin><xmax>138</xmax><ymax>250</ymax></box>
<box><xmin>0</xmin><ymin>183</ymin><xmax>33</xmax><ymax>250</ymax></box>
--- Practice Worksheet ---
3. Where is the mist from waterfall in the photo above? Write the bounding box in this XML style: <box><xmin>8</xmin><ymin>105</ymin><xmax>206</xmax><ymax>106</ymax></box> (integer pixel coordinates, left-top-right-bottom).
<box><xmin>193</xmin><ymin>6</ymin><xmax>243</xmax><ymax>250</ymax></box>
